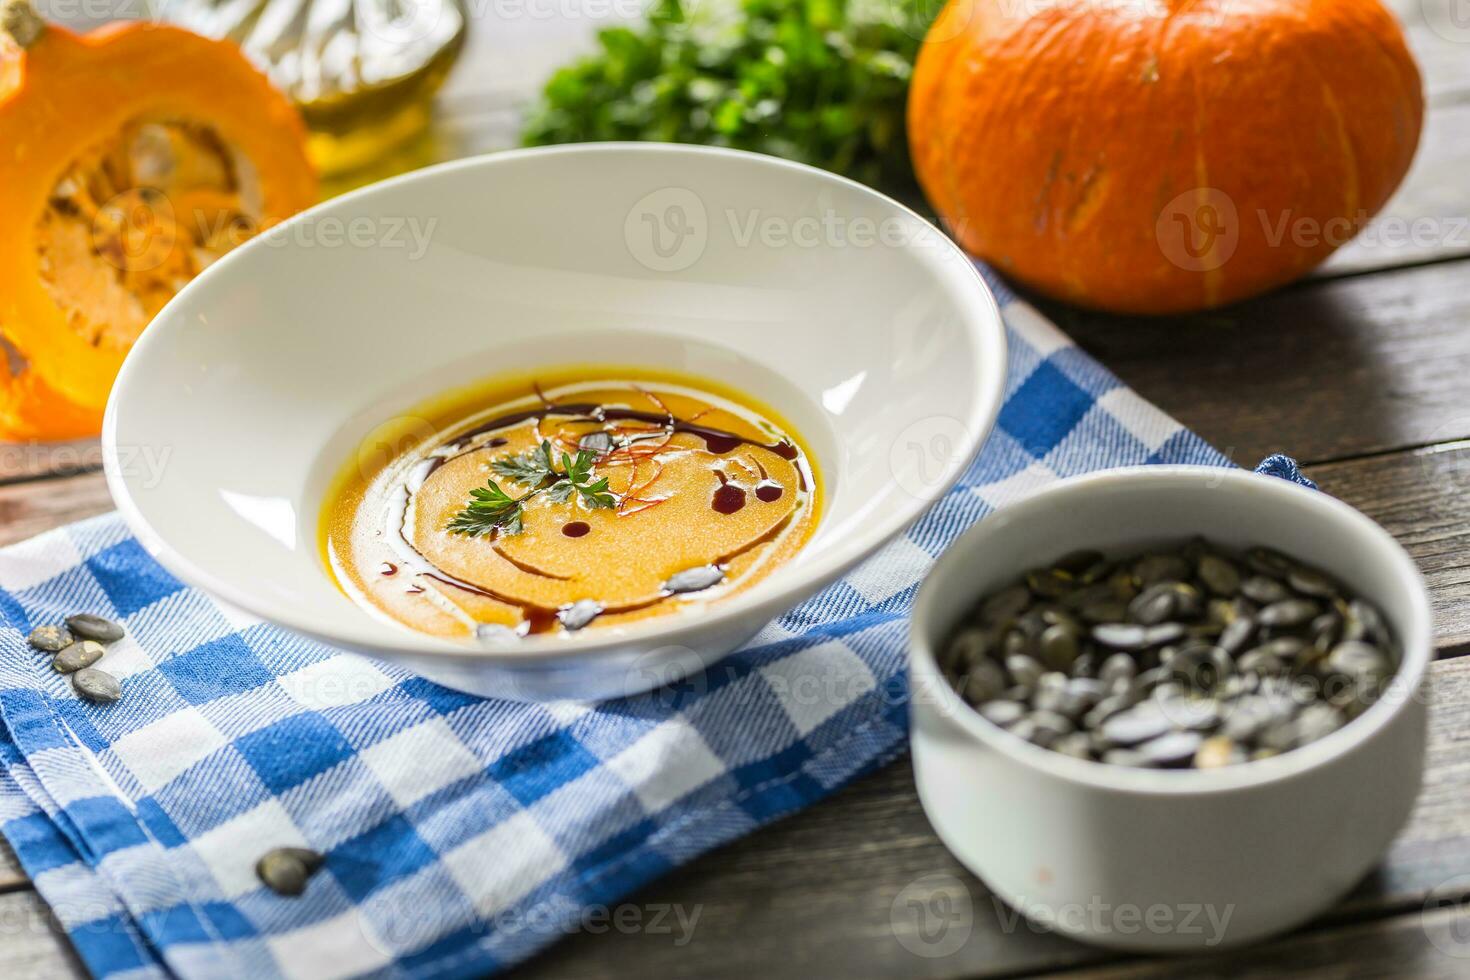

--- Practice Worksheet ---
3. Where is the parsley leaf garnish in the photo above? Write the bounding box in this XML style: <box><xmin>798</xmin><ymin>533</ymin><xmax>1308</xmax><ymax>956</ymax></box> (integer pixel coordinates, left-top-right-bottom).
<box><xmin>445</xmin><ymin>480</ymin><xmax>526</xmax><ymax>537</ymax></box>
<box><xmin>448</xmin><ymin>440</ymin><xmax>616</xmax><ymax>537</ymax></box>
<box><xmin>490</xmin><ymin>441</ymin><xmax>556</xmax><ymax>485</ymax></box>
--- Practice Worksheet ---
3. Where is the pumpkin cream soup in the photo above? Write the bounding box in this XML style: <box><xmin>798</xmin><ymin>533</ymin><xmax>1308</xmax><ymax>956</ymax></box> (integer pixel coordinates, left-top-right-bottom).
<box><xmin>324</xmin><ymin>370</ymin><xmax>820</xmax><ymax>639</ymax></box>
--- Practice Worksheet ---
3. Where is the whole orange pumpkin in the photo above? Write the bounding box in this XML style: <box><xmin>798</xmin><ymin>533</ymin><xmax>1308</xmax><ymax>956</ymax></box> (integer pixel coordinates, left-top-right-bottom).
<box><xmin>908</xmin><ymin>0</ymin><xmax>1424</xmax><ymax>314</ymax></box>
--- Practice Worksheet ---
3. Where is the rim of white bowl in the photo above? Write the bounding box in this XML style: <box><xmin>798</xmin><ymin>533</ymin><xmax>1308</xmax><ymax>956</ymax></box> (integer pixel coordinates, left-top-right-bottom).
<box><xmin>909</xmin><ymin>465</ymin><xmax>1435</xmax><ymax>795</ymax></box>
<box><xmin>103</xmin><ymin>142</ymin><xmax>1009</xmax><ymax>667</ymax></box>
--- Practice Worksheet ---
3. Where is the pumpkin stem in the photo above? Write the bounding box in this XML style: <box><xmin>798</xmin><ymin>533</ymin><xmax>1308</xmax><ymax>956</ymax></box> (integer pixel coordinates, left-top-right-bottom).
<box><xmin>1</xmin><ymin>0</ymin><xmax>43</xmax><ymax>49</ymax></box>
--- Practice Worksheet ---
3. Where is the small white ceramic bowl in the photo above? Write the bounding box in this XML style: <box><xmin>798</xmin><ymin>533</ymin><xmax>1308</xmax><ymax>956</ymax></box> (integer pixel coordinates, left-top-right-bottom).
<box><xmin>103</xmin><ymin>143</ymin><xmax>1006</xmax><ymax>701</ymax></box>
<box><xmin>909</xmin><ymin>466</ymin><xmax>1432</xmax><ymax>951</ymax></box>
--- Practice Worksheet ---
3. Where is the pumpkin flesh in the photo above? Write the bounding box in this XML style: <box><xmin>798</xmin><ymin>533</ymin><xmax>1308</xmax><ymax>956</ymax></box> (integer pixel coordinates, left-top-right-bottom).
<box><xmin>0</xmin><ymin>13</ymin><xmax>315</xmax><ymax>430</ymax></box>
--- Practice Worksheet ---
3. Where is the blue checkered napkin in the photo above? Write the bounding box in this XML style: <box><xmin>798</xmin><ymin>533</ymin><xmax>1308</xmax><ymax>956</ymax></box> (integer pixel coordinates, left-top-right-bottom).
<box><xmin>0</xmin><ymin>268</ymin><xmax>1232</xmax><ymax>980</ymax></box>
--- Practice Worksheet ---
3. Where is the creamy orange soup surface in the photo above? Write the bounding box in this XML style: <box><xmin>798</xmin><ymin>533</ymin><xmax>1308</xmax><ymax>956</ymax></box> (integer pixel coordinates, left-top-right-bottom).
<box><xmin>323</xmin><ymin>368</ymin><xmax>820</xmax><ymax>641</ymax></box>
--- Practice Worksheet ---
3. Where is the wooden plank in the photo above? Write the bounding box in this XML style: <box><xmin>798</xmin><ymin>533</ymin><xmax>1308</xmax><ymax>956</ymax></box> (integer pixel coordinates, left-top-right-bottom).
<box><xmin>0</xmin><ymin>891</ymin><xmax>85</xmax><ymax>979</ymax></box>
<box><xmin>0</xmin><ymin>472</ymin><xmax>113</xmax><ymax>549</ymax></box>
<box><xmin>1313</xmin><ymin>443</ymin><xmax>1470</xmax><ymax>646</ymax></box>
<box><xmin>1057</xmin><ymin>903</ymin><xmax>1470</xmax><ymax>979</ymax></box>
<box><xmin>1389</xmin><ymin>0</ymin><xmax>1470</xmax><ymax>104</ymax></box>
<box><xmin>518</xmin><ymin>654</ymin><xmax>1470</xmax><ymax>980</ymax></box>
<box><xmin>1322</xmin><ymin>103</ymin><xmax>1470</xmax><ymax>277</ymax></box>
<box><xmin>0</xmin><ymin>442</ymin><xmax>100</xmax><ymax>486</ymax></box>
<box><xmin>0</xmin><ymin>839</ymin><xmax>24</xmax><ymax>893</ymax></box>
<box><xmin>1047</xmin><ymin>258</ymin><xmax>1470</xmax><ymax>466</ymax></box>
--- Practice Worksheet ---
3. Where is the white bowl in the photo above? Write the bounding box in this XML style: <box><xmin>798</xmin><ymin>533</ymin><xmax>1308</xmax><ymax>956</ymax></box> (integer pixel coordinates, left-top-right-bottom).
<box><xmin>908</xmin><ymin>466</ymin><xmax>1432</xmax><ymax>951</ymax></box>
<box><xmin>103</xmin><ymin>144</ymin><xmax>1006</xmax><ymax>701</ymax></box>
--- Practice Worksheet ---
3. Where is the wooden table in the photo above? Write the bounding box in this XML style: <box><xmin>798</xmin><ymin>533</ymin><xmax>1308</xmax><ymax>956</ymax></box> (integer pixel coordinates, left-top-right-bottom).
<box><xmin>7</xmin><ymin>2</ymin><xmax>1470</xmax><ymax>975</ymax></box>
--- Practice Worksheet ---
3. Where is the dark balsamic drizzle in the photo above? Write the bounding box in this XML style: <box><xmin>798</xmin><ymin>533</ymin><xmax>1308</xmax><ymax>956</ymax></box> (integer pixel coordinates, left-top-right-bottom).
<box><xmin>711</xmin><ymin>471</ymin><xmax>747</xmax><ymax>515</ymax></box>
<box><xmin>460</xmin><ymin>403</ymin><xmax>798</xmax><ymax>459</ymax></box>
<box><xmin>391</xmin><ymin>388</ymin><xmax>812</xmax><ymax>637</ymax></box>
<box><xmin>492</xmin><ymin>545</ymin><xmax>573</xmax><ymax>580</ymax></box>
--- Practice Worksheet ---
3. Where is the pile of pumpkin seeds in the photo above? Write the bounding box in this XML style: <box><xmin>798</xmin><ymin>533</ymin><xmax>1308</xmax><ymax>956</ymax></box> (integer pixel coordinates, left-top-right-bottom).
<box><xmin>28</xmin><ymin>614</ymin><xmax>126</xmax><ymax>703</ymax></box>
<box><xmin>939</xmin><ymin>541</ymin><xmax>1399</xmax><ymax>769</ymax></box>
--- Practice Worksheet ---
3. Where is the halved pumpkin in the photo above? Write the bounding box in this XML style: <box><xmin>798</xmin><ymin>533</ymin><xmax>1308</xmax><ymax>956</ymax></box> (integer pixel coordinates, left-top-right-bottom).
<box><xmin>0</xmin><ymin>0</ymin><xmax>316</xmax><ymax>435</ymax></box>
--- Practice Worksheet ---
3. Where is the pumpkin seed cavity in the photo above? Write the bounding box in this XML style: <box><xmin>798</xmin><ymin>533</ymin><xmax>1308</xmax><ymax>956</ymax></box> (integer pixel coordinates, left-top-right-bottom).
<box><xmin>35</xmin><ymin>117</ymin><xmax>264</xmax><ymax>353</ymax></box>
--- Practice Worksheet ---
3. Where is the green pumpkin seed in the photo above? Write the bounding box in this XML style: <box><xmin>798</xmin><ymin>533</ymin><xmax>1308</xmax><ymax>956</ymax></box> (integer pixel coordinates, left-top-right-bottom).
<box><xmin>1127</xmin><ymin>584</ymin><xmax>1178</xmax><ymax>625</ymax></box>
<box><xmin>1236</xmin><ymin>649</ymin><xmax>1287</xmax><ymax>676</ymax></box>
<box><xmin>1052</xmin><ymin>733</ymin><xmax>1093</xmax><ymax>759</ymax></box>
<box><xmin>1133</xmin><ymin>554</ymin><xmax>1190</xmax><ymax>586</ymax></box>
<box><xmin>1326</xmin><ymin>641</ymin><xmax>1390</xmax><ymax>681</ymax></box>
<box><xmin>1137</xmin><ymin>730</ymin><xmax>1204</xmax><ymax>767</ymax></box>
<box><xmin>959</xmin><ymin>663</ymin><xmax>1005</xmax><ymax>705</ymax></box>
<box><xmin>979</xmin><ymin>700</ymin><xmax>1026</xmax><ymax>727</ymax></box>
<box><xmin>1038</xmin><ymin>623</ymin><xmax>1081</xmax><ymax>671</ymax></box>
<box><xmin>64</xmin><ymin>614</ymin><xmax>124</xmax><ymax>643</ymax></box>
<box><xmin>944</xmin><ymin>628</ymin><xmax>991</xmax><ymax>672</ymax></box>
<box><xmin>1197</xmin><ymin>554</ymin><xmax>1241</xmax><ymax>596</ymax></box>
<box><xmin>1098</xmin><ymin>653</ymin><xmax>1136</xmax><ymax>687</ymax></box>
<box><xmin>1100</xmin><ymin>704</ymin><xmax>1172</xmax><ymax>746</ymax></box>
<box><xmin>1245</xmin><ymin>547</ymin><xmax>1293</xmax><ymax>578</ymax></box>
<box><xmin>256</xmin><ymin>847</ymin><xmax>324</xmax><ymax>897</ymax></box>
<box><xmin>1217</xmin><ymin>616</ymin><xmax>1257</xmax><ymax>655</ymax></box>
<box><xmin>1258</xmin><ymin>599</ymin><xmax>1320</xmax><ymax>628</ymax></box>
<box><xmin>1092</xmin><ymin>623</ymin><xmax>1149</xmax><ymax>650</ymax></box>
<box><xmin>979</xmin><ymin>584</ymin><xmax>1031</xmax><ymax>623</ymax></box>
<box><xmin>1286</xmin><ymin>566</ymin><xmax>1338</xmax><ymax>599</ymax></box>
<box><xmin>1028</xmin><ymin>709</ymin><xmax>1075</xmax><ymax>743</ymax></box>
<box><xmin>72</xmin><ymin>667</ymin><xmax>121</xmax><ymax>704</ymax></box>
<box><xmin>28</xmin><ymin>625</ymin><xmax>73</xmax><ymax>653</ymax></box>
<box><xmin>1240</xmin><ymin>576</ymin><xmax>1290</xmax><ymax>604</ymax></box>
<box><xmin>53</xmin><ymin>640</ymin><xmax>105</xmax><ymax>674</ymax></box>
<box><xmin>1004</xmin><ymin>654</ymin><xmax>1044</xmax><ymax>692</ymax></box>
